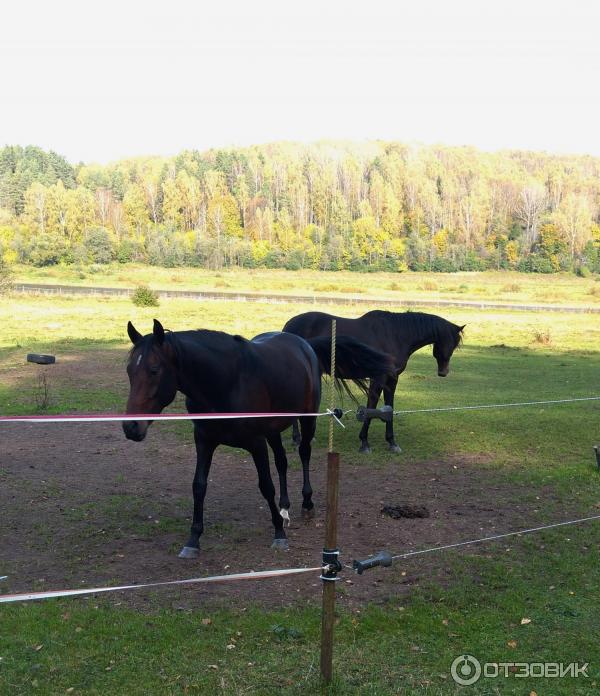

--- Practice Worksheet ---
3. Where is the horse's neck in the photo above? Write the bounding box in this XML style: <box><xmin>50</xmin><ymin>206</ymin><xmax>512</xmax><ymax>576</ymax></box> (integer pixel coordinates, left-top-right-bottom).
<box><xmin>175</xmin><ymin>334</ymin><xmax>242</xmax><ymax>408</ymax></box>
<box><xmin>404</xmin><ymin>320</ymin><xmax>439</xmax><ymax>355</ymax></box>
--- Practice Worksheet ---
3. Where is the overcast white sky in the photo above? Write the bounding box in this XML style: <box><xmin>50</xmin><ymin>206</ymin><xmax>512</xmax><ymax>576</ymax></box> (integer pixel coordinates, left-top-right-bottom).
<box><xmin>2</xmin><ymin>0</ymin><xmax>600</xmax><ymax>163</ymax></box>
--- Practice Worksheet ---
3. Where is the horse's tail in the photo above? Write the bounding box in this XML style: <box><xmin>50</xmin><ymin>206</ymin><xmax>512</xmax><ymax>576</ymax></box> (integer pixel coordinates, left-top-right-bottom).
<box><xmin>307</xmin><ymin>335</ymin><xmax>395</xmax><ymax>399</ymax></box>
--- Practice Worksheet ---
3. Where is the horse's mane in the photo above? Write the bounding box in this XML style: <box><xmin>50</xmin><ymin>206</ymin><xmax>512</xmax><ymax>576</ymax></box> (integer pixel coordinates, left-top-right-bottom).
<box><xmin>184</xmin><ymin>329</ymin><xmax>248</xmax><ymax>345</ymax></box>
<box><xmin>128</xmin><ymin>329</ymin><xmax>249</xmax><ymax>366</ymax></box>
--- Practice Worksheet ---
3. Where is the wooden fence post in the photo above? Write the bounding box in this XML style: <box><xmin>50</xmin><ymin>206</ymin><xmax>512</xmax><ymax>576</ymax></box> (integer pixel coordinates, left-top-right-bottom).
<box><xmin>320</xmin><ymin>451</ymin><xmax>340</xmax><ymax>685</ymax></box>
<box><xmin>320</xmin><ymin>319</ymin><xmax>340</xmax><ymax>685</ymax></box>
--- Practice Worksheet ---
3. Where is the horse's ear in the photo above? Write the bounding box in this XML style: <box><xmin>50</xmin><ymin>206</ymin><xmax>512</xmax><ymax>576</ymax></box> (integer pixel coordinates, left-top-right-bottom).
<box><xmin>153</xmin><ymin>319</ymin><xmax>165</xmax><ymax>346</ymax></box>
<box><xmin>127</xmin><ymin>321</ymin><xmax>143</xmax><ymax>345</ymax></box>
<box><xmin>459</xmin><ymin>324</ymin><xmax>466</xmax><ymax>332</ymax></box>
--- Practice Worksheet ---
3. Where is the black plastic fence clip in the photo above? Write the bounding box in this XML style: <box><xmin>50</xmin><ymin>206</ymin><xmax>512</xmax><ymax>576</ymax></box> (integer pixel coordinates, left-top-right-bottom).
<box><xmin>321</xmin><ymin>549</ymin><xmax>342</xmax><ymax>582</ymax></box>
<box><xmin>332</xmin><ymin>408</ymin><xmax>343</xmax><ymax>420</ymax></box>
<box><xmin>352</xmin><ymin>550</ymin><xmax>393</xmax><ymax>575</ymax></box>
<box><xmin>595</xmin><ymin>445</ymin><xmax>600</xmax><ymax>471</ymax></box>
<box><xmin>356</xmin><ymin>405</ymin><xmax>393</xmax><ymax>423</ymax></box>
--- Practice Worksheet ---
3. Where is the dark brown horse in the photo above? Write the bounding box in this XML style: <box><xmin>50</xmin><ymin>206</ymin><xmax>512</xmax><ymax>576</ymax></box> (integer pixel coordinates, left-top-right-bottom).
<box><xmin>123</xmin><ymin>320</ymin><xmax>394</xmax><ymax>558</ymax></box>
<box><xmin>284</xmin><ymin>310</ymin><xmax>464</xmax><ymax>453</ymax></box>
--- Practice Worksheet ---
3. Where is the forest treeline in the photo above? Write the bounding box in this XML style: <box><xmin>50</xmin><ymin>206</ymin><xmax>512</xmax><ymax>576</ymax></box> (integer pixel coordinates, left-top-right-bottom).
<box><xmin>1</xmin><ymin>141</ymin><xmax>599</xmax><ymax>274</ymax></box>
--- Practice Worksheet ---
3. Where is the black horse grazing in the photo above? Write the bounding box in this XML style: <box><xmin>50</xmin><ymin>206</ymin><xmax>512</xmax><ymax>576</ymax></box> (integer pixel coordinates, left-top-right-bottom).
<box><xmin>283</xmin><ymin>310</ymin><xmax>464</xmax><ymax>453</ymax></box>
<box><xmin>123</xmin><ymin>320</ymin><xmax>394</xmax><ymax>558</ymax></box>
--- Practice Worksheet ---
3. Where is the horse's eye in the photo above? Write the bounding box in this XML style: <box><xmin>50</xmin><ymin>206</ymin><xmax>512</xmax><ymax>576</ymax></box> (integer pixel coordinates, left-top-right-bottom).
<box><xmin>149</xmin><ymin>366</ymin><xmax>160</xmax><ymax>375</ymax></box>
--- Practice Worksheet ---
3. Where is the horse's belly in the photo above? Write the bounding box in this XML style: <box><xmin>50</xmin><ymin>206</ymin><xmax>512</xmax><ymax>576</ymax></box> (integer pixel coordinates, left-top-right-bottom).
<box><xmin>194</xmin><ymin>417</ymin><xmax>295</xmax><ymax>447</ymax></box>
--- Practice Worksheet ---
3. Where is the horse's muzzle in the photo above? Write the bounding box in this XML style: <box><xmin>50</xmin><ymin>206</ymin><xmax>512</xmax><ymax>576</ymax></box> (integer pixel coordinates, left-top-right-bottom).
<box><xmin>122</xmin><ymin>420</ymin><xmax>149</xmax><ymax>441</ymax></box>
<box><xmin>438</xmin><ymin>366</ymin><xmax>450</xmax><ymax>377</ymax></box>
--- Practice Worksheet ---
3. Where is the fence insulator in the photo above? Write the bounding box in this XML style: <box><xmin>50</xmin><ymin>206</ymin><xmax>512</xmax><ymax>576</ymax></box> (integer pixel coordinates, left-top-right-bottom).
<box><xmin>352</xmin><ymin>550</ymin><xmax>393</xmax><ymax>575</ymax></box>
<box><xmin>356</xmin><ymin>405</ymin><xmax>393</xmax><ymax>423</ymax></box>
<box><xmin>320</xmin><ymin>549</ymin><xmax>342</xmax><ymax>581</ymax></box>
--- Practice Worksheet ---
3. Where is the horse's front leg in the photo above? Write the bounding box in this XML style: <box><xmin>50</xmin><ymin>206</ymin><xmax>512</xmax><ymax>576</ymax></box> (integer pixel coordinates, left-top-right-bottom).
<box><xmin>267</xmin><ymin>432</ymin><xmax>291</xmax><ymax>523</ymax></box>
<box><xmin>383</xmin><ymin>374</ymin><xmax>401</xmax><ymax>453</ymax></box>
<box><xmin>250</xmin><ymin>437</ymin><xmax>288</xmax><ymax>550</ymax></box>
<box><xmin>358</xmin><ymin>376</ymin><xmax>385</xmax><ymax>453</ymax></box>
<box><xmin>179</xmin><ymin>429</ymin><xmax>216</xmax><ymax>559</ymax></box>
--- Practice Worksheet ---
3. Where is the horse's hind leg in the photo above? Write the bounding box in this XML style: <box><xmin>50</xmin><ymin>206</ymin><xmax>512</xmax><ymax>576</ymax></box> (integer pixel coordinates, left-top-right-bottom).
<box><xmin>250</xmin><ymin>438</ymin><xmax>288</xmax><ymax>550</ymax></box>
<box><xmin>291</xmin><ymin>418</ymin><xmax>301</xmax><ymax>448</ymax></box>
<box><xmin>179</xmin><ymin>432</ymin><xmax>216</xmax><ymax>559</ymax></box>
<box><xmin>383</xmin><ymin>374</ymin><xmax>401</xmax><ymax>453</ymax></box>
<box><xmin>298</xmin><ymin>416</ymin><xmax>317</xmax><ymax>517</ymax></box>
<box><xmin>266</xmin><ymin>432</ymin><xmax>291</xmax><ymax>522</ymax></box>
<box><xmin>358</xmin><ymin>376</ymin><xmax>385</xmax><ymax>453</ymax></box>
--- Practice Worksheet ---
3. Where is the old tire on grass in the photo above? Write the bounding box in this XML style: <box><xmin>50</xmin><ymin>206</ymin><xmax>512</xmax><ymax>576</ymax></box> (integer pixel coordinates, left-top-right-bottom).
<box><xmin>27</xmin><ymin>353</ymin><xmax>56</xmax><ymax>365</ymax></box>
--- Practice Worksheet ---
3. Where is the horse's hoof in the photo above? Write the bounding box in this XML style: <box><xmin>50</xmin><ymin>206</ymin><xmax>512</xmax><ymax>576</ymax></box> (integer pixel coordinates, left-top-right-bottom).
<box><xmin>271</xmin><ymin>538</ymin><xmax>289</xmax><ymax>550</ymax></box>
<box><xmin>301</xmin><ymin>507</ymin><xmax>315</xmax><ymax>520</ymax></box>
<box><xmin>178</xmin><ymin>546</ymin><xmax>200</xmax><ymax>559</ymax></box>
<box><xmin>359</xmin><ymin>445</ymin><xmax>372</xmax><ymax>454</ymax></box>
<box><xmin>388</xmin><ymin>444</ymin><xmax>402</xmax><ymax>454</ymax></box>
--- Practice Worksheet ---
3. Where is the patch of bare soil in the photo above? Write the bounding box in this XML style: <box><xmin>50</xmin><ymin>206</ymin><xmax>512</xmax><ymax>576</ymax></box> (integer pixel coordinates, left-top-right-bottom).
<box><xmin>0</xmin><ymin>348</ymin><xmax>559</xmax><ymax>612</ymax></box>
<box><xmin>0</xmin><ymin>419</ymin><xmax>549</xmax><ymax>613</ymax></box>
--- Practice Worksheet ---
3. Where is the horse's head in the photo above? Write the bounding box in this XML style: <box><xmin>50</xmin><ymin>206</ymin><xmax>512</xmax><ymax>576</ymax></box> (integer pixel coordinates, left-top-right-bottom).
<box><xmin>123</xmin><ymin>319</ymin><xmax>178</xmax><ymax>442</ymax></box>
<box><xmin>433</xmin><ymin>324</ymin><xmax>465</xmax><ymax>377</ymax></box>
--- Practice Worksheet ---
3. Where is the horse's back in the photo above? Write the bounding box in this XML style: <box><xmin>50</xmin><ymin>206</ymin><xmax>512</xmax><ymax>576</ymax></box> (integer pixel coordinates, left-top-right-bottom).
<box><xmin>284</xmin><ymin>311</ymin><xmax>359</xmax><ymax>338</ymax></box>
<box><xmin>283</xmin><ymin>311</ymin><xmax>334</xmax><ymax>337</ymax></box>
<box><xmin>284</xmin><ymin>310</ymin><xmax>379</xmax><ymax>345</ymax></box>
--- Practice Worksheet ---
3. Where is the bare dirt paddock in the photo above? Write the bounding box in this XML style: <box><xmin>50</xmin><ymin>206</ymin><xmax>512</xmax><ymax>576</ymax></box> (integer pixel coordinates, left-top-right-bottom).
<box><xmin>0</xmin><ymin>416</ymin><xmax>546</xmax><ymax>612</ymax></box>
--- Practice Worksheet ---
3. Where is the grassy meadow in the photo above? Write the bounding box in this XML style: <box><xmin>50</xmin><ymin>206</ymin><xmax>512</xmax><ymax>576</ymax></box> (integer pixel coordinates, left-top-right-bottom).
<box><xmin>12</xmin><ymin>263</ymin><xmax>600</xmax><ymax>307</ymax></box>
<box><xmin>1</xmin><ymin>268</ymin><xmax>600</xmax><ymax>694</ymax></box>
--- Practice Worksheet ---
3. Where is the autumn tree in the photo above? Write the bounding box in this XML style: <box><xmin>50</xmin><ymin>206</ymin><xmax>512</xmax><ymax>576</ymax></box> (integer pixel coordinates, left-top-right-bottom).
<box><xmin>4</xmin><ymin>141</ymin><xmax>600</xmax><ymax>273</ymax></box>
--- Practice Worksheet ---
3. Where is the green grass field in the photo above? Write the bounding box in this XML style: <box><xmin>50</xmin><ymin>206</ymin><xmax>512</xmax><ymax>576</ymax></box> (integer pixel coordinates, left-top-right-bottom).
<box><xmin>1</xmin><ymin>271</ymin><xmax>600</xmax><ymax>694</ymax></box>
<box><xmin>12</xmin><ymin>263</ymin><xmax>600</xmax><ymax>306</ymax></box>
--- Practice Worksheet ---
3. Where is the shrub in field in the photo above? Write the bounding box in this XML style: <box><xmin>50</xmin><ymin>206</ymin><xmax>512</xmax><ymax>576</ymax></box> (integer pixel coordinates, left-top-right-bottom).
<box><xmin>518</xmin><ymin>254</ymin><xmax>556</xmax><ymax>274</ymax></box>
<box><xmin>116</xmin><ymin>240</ymin><xmax>135</xmax><ymax>263</ymax></box>
<box><xmin>576</xmin><ymin>265</ymin><xmax>592</xmax><ymax>278</ymax></box>
<box><xmin>339</xmin><ymin>285</ymin><xmax>366</xmax><ymax>293</ymax></box>
<box><xmin>34</xmin><ymin>372</ymin><xmax>51</xmax><ymax>411</ymax></box>
<box><xmin>83</xmin><ymin>226</ymin><xmax>114</xmax><ymax>264</ymax></box>
<box><xmin>0</xmin><ymin>255</ymin><xmax>12</xmax><ymax>294</ymax></box>
<box><xmin>533</xmin><ymin>329</ymin><xmax>552</xmax><ymax>345</ymax></box>
<box><xmin>431</xmin><ymin>257</ymin><xmax>459</xmax><ymax>272</ymax></box>
<box><xmin>27</xmin><ymin>233</ymin><xmax>67</xmax><ymax>266</ymax></box>
<box><xmin>313</xmin><ymin>283</ymin><xmax>366</xmax><ymax>293</ymax></box>
<box><xmin>132</xmin><ymin>285</ymin><xmax>159</xmax><ymax>307</ymax></box>
<box><xmin>501</xmin><ymin>283</ymin><xmax>521</xmax><ymax>293</ymax></box>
